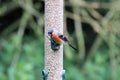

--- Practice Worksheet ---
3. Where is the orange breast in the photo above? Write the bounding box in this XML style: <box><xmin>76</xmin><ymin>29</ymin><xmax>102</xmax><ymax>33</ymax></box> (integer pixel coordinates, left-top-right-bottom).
<box><xmin>52</xmin><ymin>32</ymin><xmax>63</xmax><ymax>43</ymax></box>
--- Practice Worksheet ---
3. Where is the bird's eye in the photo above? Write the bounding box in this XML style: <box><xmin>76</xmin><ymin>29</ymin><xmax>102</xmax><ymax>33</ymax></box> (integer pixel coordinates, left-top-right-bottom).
<box><xmin>48</xmin><ymin>32</ymin><xmax>52</xmax><ymax>35</ymax></box>
<box><xmin>48</xmin><ymin>30</ymin><xmax>53</xmax><ymax>36</ymax></box>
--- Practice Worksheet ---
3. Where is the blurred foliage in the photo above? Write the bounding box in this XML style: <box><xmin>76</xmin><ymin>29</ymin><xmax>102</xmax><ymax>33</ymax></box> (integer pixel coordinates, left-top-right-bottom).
<box><xmin>0</xmin><ymin>0</ymin><xmax>120</xmax><ymax>80</ymax></box>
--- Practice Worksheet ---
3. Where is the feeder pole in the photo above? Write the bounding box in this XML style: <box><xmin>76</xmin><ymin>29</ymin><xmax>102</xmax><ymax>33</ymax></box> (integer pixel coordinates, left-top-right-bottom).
<box><xmin>44</xmin><ymin>0</ymin><xmax>64</xmax><ymax>80</ymax></box>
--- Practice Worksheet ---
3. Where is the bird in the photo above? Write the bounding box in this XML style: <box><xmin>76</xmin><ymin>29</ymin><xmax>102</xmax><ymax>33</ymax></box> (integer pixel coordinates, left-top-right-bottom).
<box><xmin>48</xmin><ymin>29</ymin><xmax>78</xmax><ymax>52</ymax></box>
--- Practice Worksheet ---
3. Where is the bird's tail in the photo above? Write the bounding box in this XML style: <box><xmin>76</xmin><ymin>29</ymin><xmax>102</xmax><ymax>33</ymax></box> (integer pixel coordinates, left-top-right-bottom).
<box><xmin>67</xmin><ymin>42</ymin><xmax>78</xmax><ymax>52</ymax></box>
<box><xmin>60</xmin><ymin>36</ymin><xmax>78</xmax><ymax>52</ymax></box>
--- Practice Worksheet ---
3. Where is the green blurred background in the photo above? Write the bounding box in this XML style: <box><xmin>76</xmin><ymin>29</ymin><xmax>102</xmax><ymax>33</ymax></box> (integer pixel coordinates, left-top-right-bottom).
<box><xmin>0</xmin><ymin>0</ymin><xmax>120</xmax><ymax>80</ymax></box>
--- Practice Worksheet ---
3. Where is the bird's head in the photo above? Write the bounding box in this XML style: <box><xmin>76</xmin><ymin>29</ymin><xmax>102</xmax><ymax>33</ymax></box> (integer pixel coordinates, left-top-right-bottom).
<box><xmin>48</xmin><ymin>28</ymin><xmax>58</xmax><ymax>37</ymax></box>
<box><xmin>48</xmin><ymin>29</ymin><xmax>53</xmax><ymax>37</ymax></box>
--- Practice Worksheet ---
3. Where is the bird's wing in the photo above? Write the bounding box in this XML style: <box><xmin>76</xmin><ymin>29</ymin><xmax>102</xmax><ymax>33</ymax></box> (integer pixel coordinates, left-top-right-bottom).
<box><xmin>58</xmin><ymin>34</ymin><xmax>78</xmax><ymax>52</ymax></box>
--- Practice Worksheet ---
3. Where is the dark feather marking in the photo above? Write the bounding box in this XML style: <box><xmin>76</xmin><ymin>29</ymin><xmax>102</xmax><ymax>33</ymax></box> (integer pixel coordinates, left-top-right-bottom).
<box><xmin>59</xmin><ymin>35</ymin><xmax>78</xmax><ymax>52</ymax></box>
